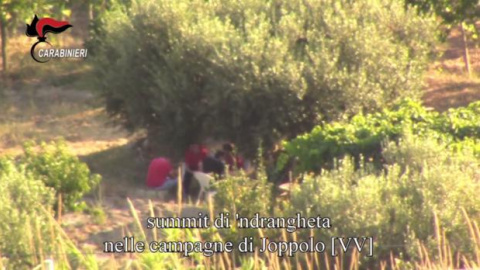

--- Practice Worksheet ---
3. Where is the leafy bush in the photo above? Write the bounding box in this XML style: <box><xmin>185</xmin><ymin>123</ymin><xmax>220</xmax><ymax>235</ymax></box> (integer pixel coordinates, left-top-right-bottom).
<box><xmin>20</xmin><ymin>140</ymin><xmax>101</xmax><ymax>211</ymax></box>
<box><xmin>282</xmin><ymin>99</ymin><xmax>480</xmax><ymax>173</ymax></box>
<box><xmin>434</xmin><ymin>101</ymin><xmax>480</xmax><ymax>139</ymax></box>
<box><xmin>214</xmin><ymin>172</ymin><xmax>272</xmax><ymax>218</ymax></box>
<box><xmin>88</xmin><ymin>0</ymin><xmax>438</xmax><ymax>156</ymax></box>
<box><xmin>0</xmin><ymin>158</ymin><xmax>55</xmax><ymax>268</ymax></box>
<box><xmin>0</xmin><ymin>157</ymin><xmax>103</xmax><ymax>269</ymax></box>
<box><xmin>213</xmin><ymin>169</ymin><xmax>273</xmax><ymax>243</ymax></box>
<box><xmin>285</xmin><ymin>135</ymin><xmax>480</xmax><ymax>267</ymax></box>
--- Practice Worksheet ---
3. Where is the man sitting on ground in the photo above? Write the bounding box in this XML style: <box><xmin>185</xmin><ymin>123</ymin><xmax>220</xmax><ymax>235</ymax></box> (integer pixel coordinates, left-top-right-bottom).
<box><xmin>203</xmin><ymin>151</ymin><xmax>226</xmax><ymax>178</ymax></box>
<box><xmin>146</xmin><ymin>157</ymin><xmax>178</xmax><ymax>191</ymax></box>
<box><xmin>183</xmin><ymin>143</ymin><xmax>208</xmax><ymax>195</ymax></box>
<box><xmin>223</xmin><ymin>143</ymin><xmax>245</xmax><ymax>172</ymax></box>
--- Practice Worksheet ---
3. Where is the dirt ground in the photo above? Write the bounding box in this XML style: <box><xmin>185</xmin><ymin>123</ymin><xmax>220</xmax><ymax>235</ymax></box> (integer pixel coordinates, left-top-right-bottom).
<box><xmin>423</xmin><ymin>27</ymin><xmax>480</xmax><ymax>110</ymax></box>
<box><xmin>1</xmin><ymin>26</ymin><xmax>479</xmax><ymax>255</ymax></box>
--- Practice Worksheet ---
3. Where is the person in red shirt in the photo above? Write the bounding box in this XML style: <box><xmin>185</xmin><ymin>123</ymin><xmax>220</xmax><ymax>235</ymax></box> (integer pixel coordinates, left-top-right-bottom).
<box><xmin>183</xmin><ymin>144</ymin><xmax>208</xmax><ymax>195</ymax></box>
<box><xmin>184</xmin><ymin>144</ymin><xmax>208</xmax><ymax>171</ymax></box>
<box><xmin>146</xmin><ymin>157</ymin><xmax>177</xmax><ymax>190</ymax></box>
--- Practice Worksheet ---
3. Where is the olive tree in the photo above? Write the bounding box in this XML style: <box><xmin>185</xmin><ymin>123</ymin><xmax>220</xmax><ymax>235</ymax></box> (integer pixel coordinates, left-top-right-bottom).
<box><xmin>88</xmin><ymin>0</ymin><xmax>438</xmax><ymax>157</ymax></box>
<box><xmin>405</xmin><ymin>0</ymin><xmax>480</xmax><ymax>76</ymax></box>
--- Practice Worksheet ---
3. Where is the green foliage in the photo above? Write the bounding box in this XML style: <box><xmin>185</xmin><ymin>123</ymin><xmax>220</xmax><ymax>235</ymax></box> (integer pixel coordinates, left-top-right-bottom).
<box><xmin>283</xmin><ymin>99</ymin><xmax>480</xmax><ymax>173</ymax></box>
<box><xmin>0</xmin><ymin>0</ymin><xmax>73</xmax><ymax>34</ymax></box>
<box><xmin>213</xmin><ymin>170</ymin><xmax>272</xmax><ymax>243</ymax></box>
<box><xmin>0</xmin><ymin>157</ymin><xmax>55</xmax><ymax>268</ymax></box>
<box><xmin>405</xmin><ymin>0</ymin><xmax>480</xmax><ymax>43</ymax></box>
<box><xmin>20</xmin><ymin>140</ymin><xmax>101</xmax><ymax>212</ymax></box>
<box><xmin>0</xmin><ymin>0</ymin><xmax>72</xmax><ymax>71</ymax></box>
<box><xmin>0</xmin><ymin>157</ymin><xmax>103</xmax><ymax>269</ymax></box>
<box><xmin>88</xmin><ymin>0</ymin><xmax>438</xmax><ymax>155</ymax></box>
<box><xmin>213</xmin><ymin>171</ymin><xmax>272</xmax><ymax>219</ymax></box>
<box><xmin>405</xmin><ymin>0</ymin><xmax>480</xmax><ymax>25</ymax></box>
<box><xmin>0</xmin><ymin>0</ymin><xmax>50</xmax><ymax>30</ymax></box>
<box><xmin>286</xmin><ymin>135</ymin><xmax>480</xmax><ymax>266</ymax></box>
<box><xmin>85</xmin><ymin>205</ymin><xmax>107</xmax><ymax>225</ymax></box>
<box><xmin>435</xmin><ymin>101</ymin><xmax>480</xmax><ymax>139</ymax></box>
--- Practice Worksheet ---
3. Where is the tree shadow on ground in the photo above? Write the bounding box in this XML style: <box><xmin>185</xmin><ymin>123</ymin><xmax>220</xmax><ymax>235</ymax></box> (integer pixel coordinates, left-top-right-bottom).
<box><xmin>80</xmin><ymin>142</ymin><xmax>149</xmax><ymax>198</ymax></box>
<box><xmin>423</xmin><ymin>81</ymin><xmax>480</xmax><ymax>111</ymax></box>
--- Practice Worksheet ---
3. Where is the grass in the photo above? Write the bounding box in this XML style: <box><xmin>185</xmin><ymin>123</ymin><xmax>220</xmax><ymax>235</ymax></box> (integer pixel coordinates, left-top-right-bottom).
<box><xmin>0</xmin><ymin>35</ymin><xmax>134</xmax><ymax>166</ymax></box>
<box><xmin>1</xmin><ymin>188</ymin><xmax>479</xmax><ymax>269</ymax></box>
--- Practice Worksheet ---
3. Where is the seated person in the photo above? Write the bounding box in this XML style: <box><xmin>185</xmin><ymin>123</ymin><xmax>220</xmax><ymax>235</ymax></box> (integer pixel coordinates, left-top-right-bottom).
<box><xmin>146</xmin><ymin>157</ymin><xmax>178</xmax><ymax>190</ymax></box>
<box><xmin>183</xmin><ymin>143</ymin><xmax>208</xmax><ymax>195</ymax></box>
<box><xmin>203</xmin><ymin>151</ymin><xmax>226</xmax><ymax>178</ymax></box>
<box><xmin>222</xmin><ymin>143</ymin><xmax>244</xmax><ymax>171</ymax></box>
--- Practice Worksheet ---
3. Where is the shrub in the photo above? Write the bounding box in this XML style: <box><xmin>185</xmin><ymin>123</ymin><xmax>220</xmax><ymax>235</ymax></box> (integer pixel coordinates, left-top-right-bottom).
<box><xmin>285</xmin><ymin>135</ymin><xmax>480</xmax><ymax>267</ymax></box>
<box><xmin>212</xmin><ymin>169</ymin><xmax>273</xmax><ymax>243</ymax></box>
<box><xmin>88</xmin><ymin>0</ymin><xmax>438</xmax><ymax>156</ymax></box>
<box><xmin>20</xmin><ymin>140</ymin><xmax>101</xmax><ymax>211</ymax></box>
<box><xmin>213</xmin><ymin>172</ymin><xmax>272</xmax><ymax>218</ymax></box>
<box><xmin>281</xmin><ymin>99</ymin><xmax>480</xmax><ymax>173</ymax></box>
<box><xmin>0</xmin><ymin>157</ymin><xmax>103</xmax><ymax>269</ymax></box>
<box><xmin>0</xmin><ymin>158</ymin><xmax>55</xmax><ymax>268</ymax></box>
<box><xmin>434</xmin><ymin>101</ymin><xmax>480</xmax><ymax>139</ymax></box>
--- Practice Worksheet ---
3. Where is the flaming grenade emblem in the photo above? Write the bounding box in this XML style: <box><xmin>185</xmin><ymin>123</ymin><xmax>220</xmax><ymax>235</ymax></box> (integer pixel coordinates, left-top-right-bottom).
<box><xmin>26</xmin><ymin>15</ymin><xmax>72</xmax><ymax>63</ymax></box>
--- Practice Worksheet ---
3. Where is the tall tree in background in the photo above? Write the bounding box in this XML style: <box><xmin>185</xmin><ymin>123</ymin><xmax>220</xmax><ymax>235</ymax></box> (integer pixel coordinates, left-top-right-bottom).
<box><xmin>0</xmin><ymin>0</ymin><xmax>6</xmax><ymax>72</ymax></box>
<box><xmin>0</xmin><ymin>0</ymin><xmax>39</xmax><ymax>72</ymax></box>
<box><xmin>406</xmin><ymin>0</ymin><xmax>480</xmax><ymax>76</ymax></box>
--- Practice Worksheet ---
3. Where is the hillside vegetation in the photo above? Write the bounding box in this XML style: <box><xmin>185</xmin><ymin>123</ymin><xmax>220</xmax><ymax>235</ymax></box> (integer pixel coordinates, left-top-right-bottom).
<box><xmin>0</xmin><ymin>0</ymin><xmax>479</xmax><ymax>269</ymax></box>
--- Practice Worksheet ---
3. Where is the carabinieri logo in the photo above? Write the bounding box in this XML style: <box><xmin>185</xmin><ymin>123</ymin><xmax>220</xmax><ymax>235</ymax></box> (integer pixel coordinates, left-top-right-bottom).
<box><xmin>26</xmin><ymin>15</ymin><xmax>87</xmax><ymax>63</ymax></box>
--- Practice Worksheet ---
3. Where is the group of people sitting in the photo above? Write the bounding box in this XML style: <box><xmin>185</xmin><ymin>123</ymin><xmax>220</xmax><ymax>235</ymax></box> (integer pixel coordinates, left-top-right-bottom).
<box><xmin>145</xmin><ymin>142</ymin><xmax>245</xmax><ymax>194</ymax></box>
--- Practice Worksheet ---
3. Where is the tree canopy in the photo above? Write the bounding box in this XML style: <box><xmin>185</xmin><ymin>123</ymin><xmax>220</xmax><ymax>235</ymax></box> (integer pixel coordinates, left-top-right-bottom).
<box><xmin>405</xmin><ymin>0</ymin><xmax>480</xmax><ymax>26</ymax></box>
<box><xmin>89</xmin><ymin>0</ymin><xmax>438</xmax><ymax>157</ymax></box>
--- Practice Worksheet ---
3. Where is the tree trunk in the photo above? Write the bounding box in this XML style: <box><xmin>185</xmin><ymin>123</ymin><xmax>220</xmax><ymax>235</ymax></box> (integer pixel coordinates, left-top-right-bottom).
<box><xmin>58</xmin><ymin>2</ymin><xmax>66</xmax><ymax>47</ymax></box>
<box><xmin>87</xmin><ymin>1</ymin><xmax>92</xmax><ymax>22</ymax></box>
<box><xmin>0</xmin><ymin>13</ymin><xmax>7</xmax><ymax>73</ymax></box>
<box><xmin>460</xmin><ymin>22</ymin><xmax>471</xmax><ymax>78</ymax></box>
<box><xmin>89</xmin><ymin>0</ymin><xmax>94</xmax><ymax>22</ymax></box>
